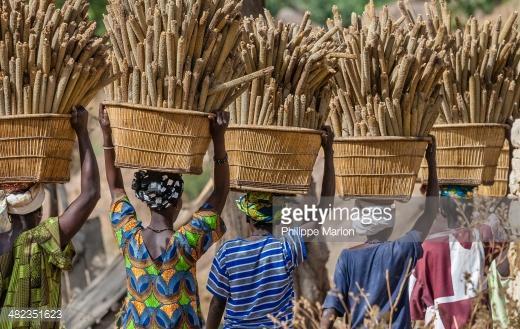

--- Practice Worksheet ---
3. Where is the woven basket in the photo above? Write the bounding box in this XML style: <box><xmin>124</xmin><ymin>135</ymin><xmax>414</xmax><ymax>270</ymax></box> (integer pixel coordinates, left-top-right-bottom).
<box><xmin>478</xmin><ymin>140</ymin><xmax>510</xmax><ymax>197</ymax></box>
<box><xmin>226</xmin><ymin>125</ymin><xmax>322</xmax><ymax>194</ymax></box>
<box><xmin>419</xmin><ymin>124</ymin><xmax>507</xmax><ymax>186</ymax></box>
<box><xmin>0</xmin><ymin>114</ymin><xmax>75</xmax><ymax>183</ymax></box>
<box><xmin>334</xmin><ymin>137</ymin><xmax>429</xmax><ymax>200</ymax></box>
<box><xmin>105</xmin><ymin>102</ymin><xmax>211</xmax><ymax>174</ymax></box>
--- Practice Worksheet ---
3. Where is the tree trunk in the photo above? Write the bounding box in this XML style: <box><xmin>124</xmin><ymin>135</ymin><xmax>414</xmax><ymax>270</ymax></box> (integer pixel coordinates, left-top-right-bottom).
<box><xmin>293</xmin><ymin>241</ymin><xmax>331</xmax><ymax>303</ymax></box>
<box><xmin>241</xmin><ymin>0</ymin><xmax>265</xmax><ymax>17</ymax></box>
<box><xmin>294</xmin><ymin>154</ymin><xmax>331</xmax><ymax>305</ymax></box>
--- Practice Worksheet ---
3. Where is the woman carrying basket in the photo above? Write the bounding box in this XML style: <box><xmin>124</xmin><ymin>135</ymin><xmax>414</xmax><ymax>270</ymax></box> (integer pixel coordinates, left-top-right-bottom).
<box><xmin>321</xmin><ymin>137</ymin><xmax>439</xmax><ymax>329</ymax></box>
<box><xmin>99</xmin><ymin>104</ymin><xmax>230</xmax><ymax>329</ymax></box>
<box><xmin>0</xmin><ymin>107</ymin><xmax>100</xmax><ymax>329</ymax></box>
<box><xmin>205</xmin><ymin>126</ymin><xmax>336</xmax><ymax>329</ymax></box>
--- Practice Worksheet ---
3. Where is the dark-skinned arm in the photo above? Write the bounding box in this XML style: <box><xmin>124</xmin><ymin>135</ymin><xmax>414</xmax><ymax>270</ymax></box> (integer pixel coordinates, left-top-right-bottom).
<box><xmin>412</xmin><ymin>136</ymin><xmax>439</xmax><ymax>240</ymax></box>
<box><xmin>206</xmin><ymin>296</ymin><xmax>227</xmax><ymax>329</ymax></box>
<box><xmin>495</xmin><ymin>124</ymin><xmax>513</xmax><ymax>278</ymax></box>
<box><xmin>58</xmin><ymin>107</ymin><xmax>100</xmax><ymax>249</ymax></box>
<box><xmin>320</xmin><ymin>126</ymin><xmax>336</xmax><ymax>203</ymax></box>
<box><xmin>207</xmin><ymin>111</ymin><xmax>230</xmax><ymax>214</ymax></box>
<box><xmin>99</xmin><ymin>104</ymin><xmax>126</xmax><ymax>200</ymax></box>
<box><xmin>301</xmin><ymin>126</ymin><xmax>335</xmax><ymax>230</ymax></box>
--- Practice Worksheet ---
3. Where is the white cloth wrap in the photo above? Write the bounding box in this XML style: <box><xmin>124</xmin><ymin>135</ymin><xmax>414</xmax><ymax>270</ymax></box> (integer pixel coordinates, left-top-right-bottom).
<box><xmin>351</xmin><ymin>215</ymin><xmax>395</xmax><ymax>236</ymax></box>
<box><xmin>1</xmin><ymin>184</ymin><xmax>46</xmax><ymax>216</ymax></box>
<box><xmin>0</xmin><ymin>191</ymin><xmax>7</xmax><ymax>223</ymax></box>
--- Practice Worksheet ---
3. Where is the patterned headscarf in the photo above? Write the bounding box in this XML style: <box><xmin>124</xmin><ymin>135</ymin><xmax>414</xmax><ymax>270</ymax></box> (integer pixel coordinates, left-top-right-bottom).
<box><xmin>440</xmin><ymin>185</ymin><xmax>474</xmax><ymax>199</ymax></box>
<box><xmin>236</xmin><ymin>192</ymin><xmax>273</xmax><ymax>223</ymax></box>
<box><xmin>132</xmin><ymin>170</ymin><xmax>184</xmax><ymax>211</ymax></box>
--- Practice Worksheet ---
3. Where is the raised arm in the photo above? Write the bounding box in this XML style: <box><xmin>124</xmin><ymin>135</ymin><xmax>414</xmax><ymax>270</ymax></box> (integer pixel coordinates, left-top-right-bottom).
<box><xmin>99</xmin><ymin>104</ymin><xmax>126</xmax><ymax>200</ymax></box>
<box><xmin>58</xmin><ymin>107</ymin><xmax>101</xmax><ymax>249</ymax></box>
<box><xmin>207</xmin><ymin>111</ymin><xmax>230</xmax><ymax>214</ymax></box>
<box><xmin>413</xmin><ymin>137</ymin><xmax>439</xmax><ymax>240</ymax></box>
<box><xmin>320</xmin><ymin>126</ymin><xmax>335</xmax><ymax>201</ymax></box>
<box><xmin>302</xmin><ymin>126</ymin><xmax>335</xmax><ymax>230</ymax></box>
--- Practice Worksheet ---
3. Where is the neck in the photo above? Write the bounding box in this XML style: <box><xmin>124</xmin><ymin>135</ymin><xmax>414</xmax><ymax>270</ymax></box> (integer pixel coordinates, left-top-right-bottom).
<box><xmin>14</xmin><ymin>215</ymin><xmax>38</xmax><ymax>232</ymax></box>
<box><xmin>150</xmin><ymin>211</ymin><xmax>175</xmax><ymax>229</ymax></box>
<box><xmin>367</xmin><ymin>228</ymin><xmax>392</xmax><ymax>243</ymax></box>
<box><xmin>251</xmin><ymin>226</ymin><xmax>272</xmax><ymax>236</ymax></box>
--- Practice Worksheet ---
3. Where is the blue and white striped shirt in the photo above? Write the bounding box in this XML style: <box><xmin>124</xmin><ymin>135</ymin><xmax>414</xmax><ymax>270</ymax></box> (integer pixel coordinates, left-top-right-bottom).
<box><xmin>207</xmin><ymin>233</ymin><xmax>307</xmax><ymax>328</ymax></box>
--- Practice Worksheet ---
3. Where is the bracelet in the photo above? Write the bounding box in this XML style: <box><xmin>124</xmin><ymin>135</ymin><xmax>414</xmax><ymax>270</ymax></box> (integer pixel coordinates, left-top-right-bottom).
<box><xmin>214</xmin><ymin>153</ymin><xmax>228</xmax><ymax>165</ymax></box>
<box><xmin>103</xmin><ymin>146</ymin><xmax>115</xmax><ymax>150</ymax></box>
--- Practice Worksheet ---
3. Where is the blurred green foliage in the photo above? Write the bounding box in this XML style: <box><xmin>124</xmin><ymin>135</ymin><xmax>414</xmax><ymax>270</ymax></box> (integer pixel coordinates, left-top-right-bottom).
<box><xmin>448</xmin><ymin>0</ymin><xmax>504</xmax><ymax>16</ymax></box>
<box><xmin>265</xmin><ymin>0</ymin><xmax>390</xmax><ymax>25</ymax></box>
<box><xmin>183</xmin><ymin>165</ymin><xmax>212</xmax><ymax>201</ymax></box>
<box><xmin>265</xmin><ymin>0</ymin><xmax>506</xmax><ymax>25</ymax></box>
<box><xmin>89</xmin><ymin>0</ymin><xmax>108</xmax><ymax>35</ymax></box>
<box><xmin>56</xmin><ymin>0</ymin><xmax>107</xmax><ymax>35</ymax></box>
<box><xmin>66</xmin><ymin>0</ymin><xmax>507</xmax><ymax>36</ymax></box>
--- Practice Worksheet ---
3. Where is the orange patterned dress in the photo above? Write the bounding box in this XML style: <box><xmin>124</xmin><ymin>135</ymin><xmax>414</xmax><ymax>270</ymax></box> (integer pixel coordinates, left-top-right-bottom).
<box><xmin>110</xmin><ymin>195</ymin><xmax>225</xmax><ymax>329</ymax></box>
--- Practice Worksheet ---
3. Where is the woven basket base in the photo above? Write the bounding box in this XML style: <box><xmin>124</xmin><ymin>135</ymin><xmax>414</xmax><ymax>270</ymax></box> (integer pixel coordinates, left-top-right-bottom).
<box><xmin>105</xmin><ymin>102</ymin><xmax>211</xmax><ymax>174</ymax></box>
<box><xmin>335</xmin><ymin>176</ymin><xmax>418</xmax><ymax>201</ymax></box>
<box><xmin>419</xmin><ymin>124</ymin><xmax>506</xmax><ymax>186</ymax></box>
<box><xmin>226</xmin><ymin>125</ymin><xmax>321</xmax><ymax>195</ymax></box>
<box><xmin>0</xmin><ymin>115</ymin><xmax>74</xmax><ymax>183</ymax></box>
<box><xmin>334</xmin><ymin>137</ymin><xmax>428</xmax><ymax>199</ymax></box>
<box><xmin>478</xmin><ymin>181</ymin><xmax>508</xmax><ymax>197</ymax></box>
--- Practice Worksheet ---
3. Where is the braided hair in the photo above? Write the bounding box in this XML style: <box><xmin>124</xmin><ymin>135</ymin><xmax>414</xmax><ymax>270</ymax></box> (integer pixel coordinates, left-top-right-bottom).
<box><xmin>131</xmin><ymin>170</ymin><xmax>184</xmax><ymax>211</ymax></box>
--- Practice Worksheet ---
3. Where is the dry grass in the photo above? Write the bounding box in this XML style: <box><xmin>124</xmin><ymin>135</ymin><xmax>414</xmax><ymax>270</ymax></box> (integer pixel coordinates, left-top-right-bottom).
<box><xmin>266</xmin><ymin>196</ymin><xmax>520</xmax><ymax>328</ymax></box>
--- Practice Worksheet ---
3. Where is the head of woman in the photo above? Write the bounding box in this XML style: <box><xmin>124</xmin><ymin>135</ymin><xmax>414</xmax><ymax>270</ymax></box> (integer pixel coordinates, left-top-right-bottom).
<box><xmin>131</xmin><ymin>170</ymin><xmax>184</xmax><ymax>219</ymax></box>
<box><xmin>236</xmin><ymin>192</ymin><xmax>274</xmax><ymax>232</ymax></box>
<box><xmin>352</xmin><ymin>198</ymin><xmax>395</xmax><ymax>242</ymax></box>
<box><xmin>440</xmin><ymin>185</ymin><xmax>474</xmax><ymax>228</ymax></box>
<box><xmin>353</xmin><ymin>198</ymin><xmax>395</xmax><ymax>241</ymax></box>
<box><xmin>0</xmin><ymin>184</ymin><xmax>45</xmax><ymax>232</ymax></box>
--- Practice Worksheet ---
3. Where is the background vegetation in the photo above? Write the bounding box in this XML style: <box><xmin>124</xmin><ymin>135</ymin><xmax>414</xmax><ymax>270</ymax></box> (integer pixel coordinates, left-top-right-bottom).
<box><xmin>83</xmin><ymin>0</ymin><xmax>509</xmax><ymax>36</ymax></box>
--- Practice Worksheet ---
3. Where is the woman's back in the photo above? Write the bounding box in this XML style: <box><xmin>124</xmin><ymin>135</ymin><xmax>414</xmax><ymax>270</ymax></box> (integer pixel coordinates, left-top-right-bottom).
<box><xmin>207</xmin><ymin>234</ymin><xmax>306</xmax><ymax>329</ymax></box>
<box><xmin>111</xmin><ymin>195</ymin><xmax>226</xmax><ymax>329</ymax></box>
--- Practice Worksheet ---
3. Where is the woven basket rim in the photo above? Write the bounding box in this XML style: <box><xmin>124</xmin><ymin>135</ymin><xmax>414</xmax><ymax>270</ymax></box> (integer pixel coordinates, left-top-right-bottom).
<box><xmin>114</xmin><ymin>161</ymin><xmax>203</xmax><ymax>175</ymax></box>
<box><xmin>0</xmin><ymin>113</ymin><xmax>71</xmax><ymax>120</ymax></box>
<box><xmin>227</xmin><ymin>124</ymin><xmax>322</xmax><ymax>135</ymax></box>
<box><xmin>432</xmin><ymin>123</ymin><xmax>509</xmax><ymax>129</ymax></box>
<box><xmin>334</xmin><ymin>136</ymin><xmax>431</xmax><ymax>142</ymax></box>
<box><xmin>338</xmin><ymin>194</ymin><xmax>412</xmax><ymax>202</ymax></box>
<box><xmin>103</xmin><ymin>101</ymin><xmax>212</xmax><ymax>117</ymax></box>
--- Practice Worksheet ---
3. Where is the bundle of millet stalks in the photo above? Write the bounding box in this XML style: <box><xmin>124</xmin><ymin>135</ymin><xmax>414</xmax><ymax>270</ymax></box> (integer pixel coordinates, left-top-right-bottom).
<box><xmin>328</xmin><ymin>2</ymin><xmax>447</xmax><ymax>137</ymax></box>
<box><xmin>228</xmin><ymin>10</ymin><xmax>345</xmax><ymax>129</ymax></box>
<box><xmin>402</xmin><ymin>0</ymin><xmax>520</xmax><ymax>124</ymax></box>
<box><xmin>105</xmin><ymin>0</ymin><xmax>271</xmax><ymax>112</ymax></box>
<box><xmin>0</xmin><ymin>0</ymin><xmax>112</xmax><ymax>116</ymax></box>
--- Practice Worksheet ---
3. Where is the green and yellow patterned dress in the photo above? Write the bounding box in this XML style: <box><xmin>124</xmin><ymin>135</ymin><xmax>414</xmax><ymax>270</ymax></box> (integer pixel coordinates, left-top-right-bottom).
<box><xmin>0</xmin><ymin>217</ymin><xmax>75</xmax><ymax>329</ymax></box>
<box><xmin>110</xmin><ymin>195</ymin><xmax>226</xmax><ymax>329</ymax></box>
